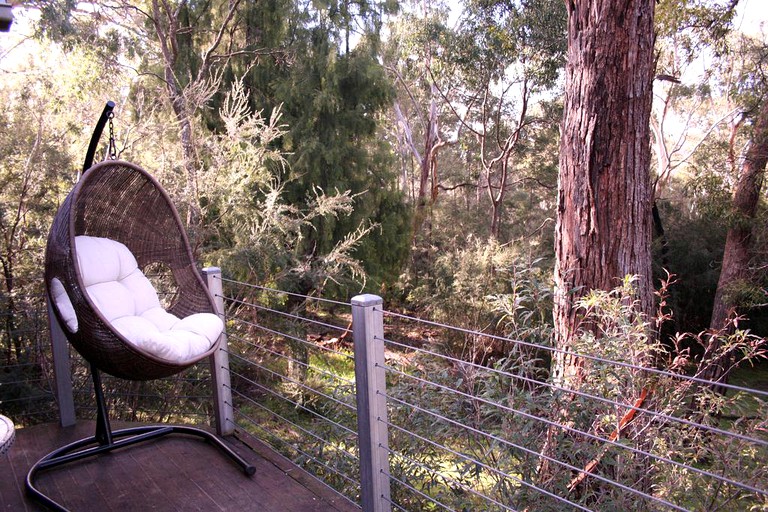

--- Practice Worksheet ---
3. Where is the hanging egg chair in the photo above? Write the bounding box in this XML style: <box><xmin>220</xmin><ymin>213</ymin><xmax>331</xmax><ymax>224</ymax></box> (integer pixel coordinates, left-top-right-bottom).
<box><xmin>27</xmin><ymin>102</ymin><xmax>254</xmax><ymax>512</ymax></box>
<box><xmin>45</xmin><ymin>158</ymin><xmax>220</xmax><ymax>380</ymax></box>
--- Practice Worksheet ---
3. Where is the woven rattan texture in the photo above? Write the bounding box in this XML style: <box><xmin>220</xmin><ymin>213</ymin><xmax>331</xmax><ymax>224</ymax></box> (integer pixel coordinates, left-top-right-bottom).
<box><xmin>45</xmin><ymin>161</ymin><xmax>218</xmax><ymax>380</ymax></box>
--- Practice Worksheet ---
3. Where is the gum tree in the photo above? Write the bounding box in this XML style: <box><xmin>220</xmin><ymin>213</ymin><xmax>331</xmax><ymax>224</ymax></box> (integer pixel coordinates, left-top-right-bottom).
<box><xmin>543</xmin><ymin>0</ymin><xmax>657</xmax><ymax>482</ymax></box>
<box><xmin>553</xmin><ymin>0</ymin><xmax>656</xmax><ymax>375</ymax></box>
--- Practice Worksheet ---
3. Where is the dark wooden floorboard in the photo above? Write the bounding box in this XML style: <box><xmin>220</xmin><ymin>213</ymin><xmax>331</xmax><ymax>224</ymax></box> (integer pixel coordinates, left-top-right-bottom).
<box><xmin>1</xmin><ymin>422</ymin><xmax>359</xmax><ymax>512</ymax></box>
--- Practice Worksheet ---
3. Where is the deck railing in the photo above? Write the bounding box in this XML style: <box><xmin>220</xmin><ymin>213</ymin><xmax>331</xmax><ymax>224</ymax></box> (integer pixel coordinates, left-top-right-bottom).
<box><xmin>5</xmin><ymin>269</ymin><xmax>768</xmax><ymax>511</ymax></box>
<box><xmin>207</xmin><ymin>271</ymin><xmax>767</xmax><ymax>512</ymax></box>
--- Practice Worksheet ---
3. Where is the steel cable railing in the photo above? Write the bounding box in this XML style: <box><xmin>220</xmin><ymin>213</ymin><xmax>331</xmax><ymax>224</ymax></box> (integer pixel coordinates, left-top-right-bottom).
<box><xmin>383</xmin><ymin>309</ymin><xmax>768</xmax><ymax>399</ymax></box>
<box><xmin>218</xmin><ymin>278</ymin><xmax>363</xmax><ymax>505</ymax></box>
<box><xmin>380</xmin><ymin>341</ymin><xmax>768</xmax><ymax>498</ymax></box>
<box><xmin>229</xmin><ymin>351</ymin><xmax>357</xmax><ymax>414</ymax></box>
<box><xmin>10</xmin><ymin>274</ymin><xmax>762</xmax><ymax>512</ymax></box>
<box><xmin>221</xmin><ymin>278</ymin><xmax>352</xmax><ymax>308</ymax></box>
<box><xmin>378</xmin><ymin>310</ymin><xmax>766</xmax><ymax>510</ymax></box>
<box><xmin>216</xmin><ymin>278</ymin><xmax>766</xmax><ymax>511</ymax></box>
<box><xmin>231</xmin><ymin>316</ymin><xmax>355</xmax><ymax>363</ymax></box>
<box><xmin>383</xmin><ymin>418</ymin><xmax>593</xmax><ymax>512</ymax></box>
<box><xmin>227</xmin><ymin>296</ymin><xmax>354</xmax><ymax>341</ymax></box>
<box><xmin>381</xmin><ymin>389</ymin><xmax>690</xmax><ymax>511</ymax></box>
<box><xmin>229</xmin><ymin>384</ymin><xmax>358</xmax><ymax>461</ymax></box>
<box><xmin>382</xmin><ymin>443</ymin><xmax>522</xmax><ymax>511</ymax></box>
<box><xmin>228</xmin><ymin>364</ymin><xmax>357</xmax><ymax>437</ymax></box>
<box><xmin>382</xmin><ymin>469</ymin><xmax>464</xmax><ymax>511</ymax></box>
<box><xmin>232</xmin><ymin>403</ymin><xmax>361</xmax><ymax>490</ymax></box>
<box><xmin>229</xmin><ymin>332</ymin><xmax>356</xmax><ymax>389</ymax></box>
<box><xmin>382</xmin><ymin>336</ymin><xmax>768</xmax><ymax>449</ymax></box>
<box><xmin>233</xmin><ymin>419</ymin><xmax>363</xmax><ymax>512</ymax></box>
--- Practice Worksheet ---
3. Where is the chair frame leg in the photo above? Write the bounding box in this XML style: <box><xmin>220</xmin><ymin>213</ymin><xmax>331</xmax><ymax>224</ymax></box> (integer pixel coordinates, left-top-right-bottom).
<box><xmin>26</xmin><ymin>365</ymin><xmax>255</xmax><ymax>511</ymax></box>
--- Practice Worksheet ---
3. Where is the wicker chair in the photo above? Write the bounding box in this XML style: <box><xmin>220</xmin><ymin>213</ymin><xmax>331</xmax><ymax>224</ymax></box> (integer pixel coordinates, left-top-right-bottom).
<box><xmin>45</xmin><ymin>159</ymin><xmax>218</xmax><ymax>380</ymax></box>
<box><xmin>26</xmin><ymin>145</ymin><xmax>254</xmax><ymax>510</ymax></box>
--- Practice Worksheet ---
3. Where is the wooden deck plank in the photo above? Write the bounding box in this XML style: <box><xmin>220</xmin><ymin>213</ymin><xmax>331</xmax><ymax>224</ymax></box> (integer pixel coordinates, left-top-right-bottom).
<box><xmin>0</xmin><ymin>422</ymin><xmax>359</xmax><ymax>512</ymax></box>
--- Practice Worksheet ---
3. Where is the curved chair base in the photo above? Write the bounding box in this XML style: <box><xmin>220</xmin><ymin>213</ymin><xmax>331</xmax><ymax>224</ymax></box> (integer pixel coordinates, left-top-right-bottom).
<box><xmin>26</xmin><ymin>365</ymin><xmax>255</xmax><ymax>512</ymax></box>
<box><xmin>26</xmin><ymin>424</ymin><xmax>256</xmax><ymax>511</ymax></box>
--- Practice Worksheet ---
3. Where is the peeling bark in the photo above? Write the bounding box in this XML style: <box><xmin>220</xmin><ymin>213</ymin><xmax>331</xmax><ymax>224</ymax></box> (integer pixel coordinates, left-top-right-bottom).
<box><xmin>554</xmin><ymin>0</ymin><xmax>656</xmax><ymax>364</ymax></box>
<box><xmin>542</xmin><ymin>0</ymin><xmax>656</xmax><ymax>483</ymax></box>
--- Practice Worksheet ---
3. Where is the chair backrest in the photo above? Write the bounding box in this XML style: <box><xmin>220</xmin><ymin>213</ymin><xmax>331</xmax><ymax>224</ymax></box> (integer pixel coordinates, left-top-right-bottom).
<box><xmin>75</xmin><ymin>236</ymin><xmax>162</xmax><ymax>327</ymax></box>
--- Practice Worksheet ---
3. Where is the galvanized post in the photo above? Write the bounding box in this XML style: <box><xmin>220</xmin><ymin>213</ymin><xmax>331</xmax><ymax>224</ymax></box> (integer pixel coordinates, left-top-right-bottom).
<box><xmin>48</xmin><ymin>300</ymin><xmax>76</xmax><ymax>427</ymax></box>
<box><xmin>352</xmin><ymin>294</ymin><xmax>391</xmax><ymax>512</ymax></box>
<box><xmin>202</xmin><ymin>267</ymin><xmax>235</xmax><ymax>436</ymax></box>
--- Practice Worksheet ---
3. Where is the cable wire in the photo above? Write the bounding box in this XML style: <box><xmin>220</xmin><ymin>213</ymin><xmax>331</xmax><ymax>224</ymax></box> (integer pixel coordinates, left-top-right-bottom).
<box><xmin>224</xmin><ymin>295</ymin><xmax>353</xmax><ymax>339</ymax></box>
<box><xmin>381</xmin><ymin>337</ymin><xmax>768</xmax><ymax>450</ymax></box>
<box><xmin>219</xmin><ymin>277</ymin><xmax>351</xmax><ymax>308</ymax></box>
<box><xmin>383</xmin><ymin>444</ymin><xmax>518</xmax><ymax>511</ymax></box>
<box><xmin>230</xmin><ymin>386</ymin><xmax>358</xmax><ymax>461</ymax></box>
<box><xmin>381</xmin><ymin>361</ymin><xmax>768</xmax><ymax>498</ymax></box>
<box><xmin>381</xmin><ymin>310</ymin><xmax>768</xmax><ymax>399</ymax></box>
<box><xmin>229</xmin><ymin>333</ymin><xmax>355</xmax><ymax>387</ymax></box>
<box><xmin>228</xmin><ymin>352</ymin><xmax>356</xmax><ymax>413</ymax></box>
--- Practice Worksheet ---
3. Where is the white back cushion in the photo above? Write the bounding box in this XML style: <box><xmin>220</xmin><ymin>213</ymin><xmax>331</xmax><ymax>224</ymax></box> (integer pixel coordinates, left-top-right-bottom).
<box><xmin>76</xmin><ymin>236</ymin><xmax>162</xmax><ymax>321</ymax></box>
<box><xmin>65</xmin><ymin>236</ymin><xmax>223</xmax><ymax>363</ymax></box>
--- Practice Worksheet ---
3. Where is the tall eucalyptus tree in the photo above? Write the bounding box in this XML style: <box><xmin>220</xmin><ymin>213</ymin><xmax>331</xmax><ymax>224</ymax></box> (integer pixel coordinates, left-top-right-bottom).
<box><xmin>553</xmin><ymin>0</ymin><xmax>656</xmax><ymax>371</ymax></box>
<box><xmin>703</xmin><ymin>37</ymin><xmax>768</xmax><ymax>386</ymax></box>
<box><xmin>540</xmin><ymin>0</ymin><xmax>657</xmax><ymax>487</ymax></box>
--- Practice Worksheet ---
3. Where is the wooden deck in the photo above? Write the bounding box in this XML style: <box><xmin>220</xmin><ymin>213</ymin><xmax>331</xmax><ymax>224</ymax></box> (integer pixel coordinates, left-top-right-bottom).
<box><xmin>1</xmin><ymin>421</ymin><xmax>359</xmax><ymax>511</ymax></box>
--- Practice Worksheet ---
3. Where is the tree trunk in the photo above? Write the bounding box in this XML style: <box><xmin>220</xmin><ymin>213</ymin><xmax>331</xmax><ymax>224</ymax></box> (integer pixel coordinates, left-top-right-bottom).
<box><xmin>487</xmin><ymin>158</ymin><xmax>508</xmax><ymax>240</ymax></box>
<box><xmin>1</xmin><ymin>259</ymin><xmax>16</xmax><ymax>364</ymax></box>
<box><xmin>543</xmin><ymin>0</ymin><xmax>656</xmax><ymax>482</ymax></box>
<box><xmin>151</xmin><ymin>1</ymin><xmax>200</xmax><ymax>231</ymax></box>
<box><xmin>710</xmin><ymin>99</ymin><xmax>768</xmax><ymax>330</ymax></box>
<box><xmin>413</xmin><ymin>84</ymin><xmax>441</xmax><ymax>238</ymax></box>
<box><xmin>704</xmin><ymin>98</ymin><xmax>768</xmax><ymax>384</ymax></box>
<box><xmin>171</xmin><ymin>98</ymin><xmax>201</xmax><ymax>229</ymax></box>
<box><xmin>149</xmin><ymin>0</ymin><xmax>242</xmax><ymax>237</ymax></box>
<box><xmin>554</xmin><ymin>0</ymin><xmax>656</xmax><ymax>367</ymax></box>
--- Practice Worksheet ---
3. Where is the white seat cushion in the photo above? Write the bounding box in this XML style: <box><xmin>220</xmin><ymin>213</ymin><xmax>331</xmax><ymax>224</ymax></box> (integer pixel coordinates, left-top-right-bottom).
<box><xmin>63</xmin><ymin>236</ymin><xmax>223</xmax><ymax>363</ymax></box>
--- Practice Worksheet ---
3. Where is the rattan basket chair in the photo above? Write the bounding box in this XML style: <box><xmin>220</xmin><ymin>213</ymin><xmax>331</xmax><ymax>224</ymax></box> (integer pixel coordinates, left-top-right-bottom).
<box><xmin>26</xmin><ymin>104</ymin><xmax>254</xmax><ymax>512</ymax></box>
<box><xmin>45</xmin><ymin>159</ymin><xmax>218</xmax><ymax>380</ymax></box>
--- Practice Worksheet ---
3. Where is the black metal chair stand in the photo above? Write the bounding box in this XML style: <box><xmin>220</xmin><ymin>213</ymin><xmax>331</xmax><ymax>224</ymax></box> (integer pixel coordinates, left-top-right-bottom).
<box><xmin>26</xmin><ymin>363</ymin><xmax>256</xmax><ymax>512</ymax></box>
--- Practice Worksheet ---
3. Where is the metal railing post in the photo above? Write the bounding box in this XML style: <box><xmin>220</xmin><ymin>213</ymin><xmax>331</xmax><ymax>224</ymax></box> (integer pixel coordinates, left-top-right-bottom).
<box><xmin>202</xmin><ymin>267</ymin><xmax>235</xmax><ymax>436</ymax></box>
<box><xmin>48</xmin><ymin>300</ymin><xmax>76</xmax><ymax>427</ymax></box>
<box><xmin>351</xmin><ymin>294</ymin><xmax>391</xmax><ymax>512</ymax></box>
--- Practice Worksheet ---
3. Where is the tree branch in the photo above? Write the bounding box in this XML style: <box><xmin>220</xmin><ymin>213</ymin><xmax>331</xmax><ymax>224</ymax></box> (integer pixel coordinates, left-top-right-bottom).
<box><xmin>198</xmin><ymin>0</ymin><xmax>243</xmax><ymax>82</ymax></box>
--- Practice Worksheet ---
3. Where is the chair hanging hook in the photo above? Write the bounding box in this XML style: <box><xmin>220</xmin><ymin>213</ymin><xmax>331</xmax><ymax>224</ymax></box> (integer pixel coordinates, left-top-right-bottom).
<box><xmin>107</xmin><ymin>112</ymin><xmax>117</xmax><ymax>160</ymax></box>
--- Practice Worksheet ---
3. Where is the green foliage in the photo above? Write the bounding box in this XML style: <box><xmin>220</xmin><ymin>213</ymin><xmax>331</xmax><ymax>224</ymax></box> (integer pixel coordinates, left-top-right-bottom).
<box><xmin>273</xmin><ymin>45</ymin><xmax>410</xmax><ymax>291</ymax></box>
<box><xmin>729</xmin><ymin>35</ymin><xmax>768</xmax><ymax>120</ymax></box>
<box><xmin>548</xmin><ymin>280</ymin><xmax>767</xmax><ymax>511</ymax></box>
<box><xmin>383</xmin><ymin>0</ymin><xmax>562</xmax><ymax>292</ymax></box>
<box><xmin>220</xmin><ymin>0</ymin><xmax>411</xmax><ymax>292</ymax></box>
<box><xmin>656</xmin><ymin>0</ymin><xmax>739</xmax><ymax>61</ymax></box>
<box><xmin>655</xmin><ymin>199</ymin><xmax>727</xmax><ymax>332</ymax></box>
<box><xmin>458</xmin><ymin>0</ymin><xmax>566</xmax><ymax>89</ymax></box>
<box><xmin>401</xmin><ymin>238</ymin><xmax>553</xmax><ymax>367</ymax></box>
<box><xmin>195</xmin><ymin>81</ymin><xmax>379</xmax><ymax>297</ymax></box>
<box><xmin>651</xmin><ymin>27</ymin><xmax>768</xmax><ymax>336</ymax></box>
